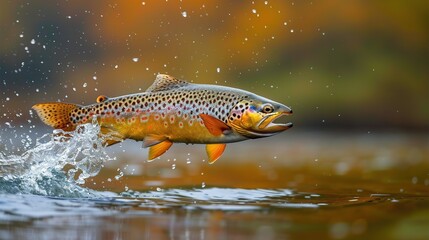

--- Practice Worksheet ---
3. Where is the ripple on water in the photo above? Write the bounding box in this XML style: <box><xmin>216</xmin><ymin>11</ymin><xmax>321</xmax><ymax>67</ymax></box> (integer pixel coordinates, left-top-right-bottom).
<box><xmin>0</xmin><ymin>187</ymin><xmax>320</xmax><ymax>221</ymax></box>
<box><xmin>0</xmin><ymin>120</ymin><xmax>321</xmax><ymax>218</ymax></box>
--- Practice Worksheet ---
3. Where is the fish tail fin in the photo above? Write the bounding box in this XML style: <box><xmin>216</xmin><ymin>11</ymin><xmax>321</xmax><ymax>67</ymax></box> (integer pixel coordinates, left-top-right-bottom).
<box><xmin>32</xmin><ymin>102</ymin><xmax>80</xmax><ymax>131</ymax></box>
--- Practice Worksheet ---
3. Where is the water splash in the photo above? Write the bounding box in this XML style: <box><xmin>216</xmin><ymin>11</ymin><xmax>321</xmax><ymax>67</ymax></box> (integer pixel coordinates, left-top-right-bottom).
<box><xmin>0</xmin><ymin>120</ymin><xmax>114</xmax><ymax>197</ymax></box>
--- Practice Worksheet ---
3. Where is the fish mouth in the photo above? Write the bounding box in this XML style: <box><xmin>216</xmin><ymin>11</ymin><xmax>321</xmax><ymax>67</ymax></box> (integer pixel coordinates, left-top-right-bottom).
<box><xmin>231</xmin><ymin>106</ymin><xmax>293</xmax><ymax>139</ymax></box>
<box><xmin>257</xmin><ymin>109</ymin><xmax>293</xmax><ymax>133</ymax></box>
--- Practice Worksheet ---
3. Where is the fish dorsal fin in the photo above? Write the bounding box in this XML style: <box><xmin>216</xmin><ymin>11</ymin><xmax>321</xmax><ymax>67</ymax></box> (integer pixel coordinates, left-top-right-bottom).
<box><xmin>199</xmin><ymin>114</ymin><xmax>231</xmax><ymax>136</ymax></box>
<box><xmin>206</xmin><ymin>143</ymin><xmax>226</xmax><ymax>164</ymax></box>
<box><xmin>146</xmin><ymin>74</ymin><xmax>190</xmax><ymax>92</ymax></box>
<box><xmin>148</xmin><ymin>140</ymin><xmax>173</xmax><ymax>161</ymax></box>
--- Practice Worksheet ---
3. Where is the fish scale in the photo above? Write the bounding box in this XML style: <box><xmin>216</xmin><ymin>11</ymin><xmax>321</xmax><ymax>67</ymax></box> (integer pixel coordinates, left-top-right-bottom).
<box><xmin>32</xmin><ymin>74</ymin><xmax>293</xmax><ymax>163</ymax></box>
<box><xmin>74</xmin><ymin>89</ymin><xmax>242</xmax><ymax>123</ymax></box>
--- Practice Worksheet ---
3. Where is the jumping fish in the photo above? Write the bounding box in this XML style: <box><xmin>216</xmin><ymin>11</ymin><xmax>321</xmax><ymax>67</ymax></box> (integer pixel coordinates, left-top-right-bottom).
<box><xmin>32</xmin><ymin>74</ymin><xmax>293</xmax><ymax>163</ymax></box>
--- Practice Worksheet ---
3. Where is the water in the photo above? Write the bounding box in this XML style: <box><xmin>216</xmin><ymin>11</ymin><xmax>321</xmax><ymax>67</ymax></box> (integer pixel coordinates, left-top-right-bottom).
<box><xmin>0</xmin><ymin>122</ymin><xmax>428</xmax><ymax>239</ymax></box>
<box><xmin>0</xmin><ymin>120</ymin><xmax>111</xmax><ymax>197</ymax></box>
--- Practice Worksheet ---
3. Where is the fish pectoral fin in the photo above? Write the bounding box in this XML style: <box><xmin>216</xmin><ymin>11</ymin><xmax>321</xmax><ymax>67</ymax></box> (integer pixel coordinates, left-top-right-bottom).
<box><xmin>206</xmin><ymin>143</ymin><xmax>226</xmax><ymax>164</ymax></box>
<box><xmin>199</xmin><ymin>114</ymin><xmax>231</xmax><ymax>136</ymax></box>
<box><xmin>148</xmin><ymin>140</ymin><xmax>173</xmax><ymax>161</ymax></box>
<box><xmin>143</xmin><ymin>135</ymin><xmax>168</xmax><ymax>148</ymax></box>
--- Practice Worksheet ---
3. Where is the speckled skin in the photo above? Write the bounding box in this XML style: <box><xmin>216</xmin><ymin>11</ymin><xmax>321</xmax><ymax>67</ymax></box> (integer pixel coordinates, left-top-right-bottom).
<box><xmin>33</xmin><ymin>73</ymin><xmax>292</xmax><ymax>147</ymax></box>
<box><xmin>32</xmin><ymin>74</ymin><xmax>292</xmax><ymax>162</ymax></box>
<box><xmin>70</xmin><ymin>77</ymin><xmax>256</xmax><ymax>144</ymax></box>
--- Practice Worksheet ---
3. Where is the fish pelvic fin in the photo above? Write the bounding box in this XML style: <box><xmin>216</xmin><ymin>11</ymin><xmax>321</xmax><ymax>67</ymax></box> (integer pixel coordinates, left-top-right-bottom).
<box><xmin>206</xmin><ymin>143</ymin><xmax>226</xmax><ymax>164</ymax></box>
<box><xmin>199</xmin><ymin>114</ymin><xmax>231</xmax><ymax>136</ymax></box>
<box><xmin>148</xmin><ymin>140</ymin><xmax>173</xmax><ymax>161</ymax></box>
<box><xmin>142</xmin><ymin>135</ymin><xmax>168</xmax><ymax>148</ymax></box>
<box><xmin>32</xmin><ymin>102</ymin><xmax>80</xmax><ymax>131</ymax></box>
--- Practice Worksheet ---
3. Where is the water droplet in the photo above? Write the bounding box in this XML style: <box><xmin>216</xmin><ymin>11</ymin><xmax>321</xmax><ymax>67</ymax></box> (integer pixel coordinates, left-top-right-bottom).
<box><xmin>181</xmin><ymin>11</ymin><xmax>187</xmax><ymax>17</ymax></box>
<box><xmin>30</xmin><ymin>39</ymin><xmax>35</xmax><ymax>44</ymax></box>
<box><xmin>132</xmin><ymin>57</ymin><xmax>139</xmax><ymax>62</ymax></box>
<box><xmin>115</xmin><ymin>171</ymin><xmax>123</xmax><ymax>180</ymax></box>
<box><xmin>216</xmin><ymin>67</ymin><xmax>220</xmax><ymax>73</ymax></box>
<box><xmin>83</xmin><ymin>83</ymin><xmax>87</xmax><ymax>88</ymax></box>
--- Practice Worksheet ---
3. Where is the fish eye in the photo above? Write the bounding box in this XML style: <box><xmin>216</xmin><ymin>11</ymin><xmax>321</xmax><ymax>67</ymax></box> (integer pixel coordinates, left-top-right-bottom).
<box><xmin>261</xmin><ymin>104</ymin><xmax>274</xmax><ymax>113</ymax></box>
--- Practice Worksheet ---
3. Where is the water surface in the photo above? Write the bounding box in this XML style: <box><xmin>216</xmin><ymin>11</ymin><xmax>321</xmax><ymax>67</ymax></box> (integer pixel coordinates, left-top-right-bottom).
<box><xmin>0</xmin><ymin>123</ymin><xmax>428</xmax><ymax>239</ymax></box>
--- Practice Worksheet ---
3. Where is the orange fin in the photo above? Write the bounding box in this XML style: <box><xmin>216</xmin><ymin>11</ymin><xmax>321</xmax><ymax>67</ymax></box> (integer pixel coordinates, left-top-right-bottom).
<box><xmin>143</xmin><ymin>135</ymin><xmax>168</xmax><ymax>148</ymax></box>
<box><xmin>32</xmin><ymin>102</ymin><xmax>80</xmax><ymax>131</ymax></box>
<box><xmin>96</xmin><ymin>95</ymin><xmax>109</xmax><ymax>103</ymax></box>
<box><xmin>199</xmin><ymin>114</ymin><xmax>231</xmax><ymax>136</ymax></box>
<box><xmin>206</xmin><ymin>143</ymin><xmax>226</xmax><ymax>164</ymax></box>
<box><xmin>100</xmin><ymin>127</ymin><xmax>124</xmax><ymax>146</ymax></box>
<box><xmin>148</xmin><ymin>140</ymin><xmax>173</xmax><ymax>161</ymax></box>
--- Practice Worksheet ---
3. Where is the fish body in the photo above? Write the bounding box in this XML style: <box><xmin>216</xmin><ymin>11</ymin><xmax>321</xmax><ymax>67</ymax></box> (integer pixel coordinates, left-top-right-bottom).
<box><xmin>33</xmin><ymin>74</ymin><xmax>293</xmax><ymax>163</ymax></box>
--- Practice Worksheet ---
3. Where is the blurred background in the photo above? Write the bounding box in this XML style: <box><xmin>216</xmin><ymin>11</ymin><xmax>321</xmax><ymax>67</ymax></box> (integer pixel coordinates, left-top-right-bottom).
<box><xmin>0</xmin><ymin>0</ymin><xmax>427</xmax><ymax>134</ymax></box>
<box><xmin>1</xmin><ymin>2</ymin><xmax>428</xmax><ymax>239</ymax></box>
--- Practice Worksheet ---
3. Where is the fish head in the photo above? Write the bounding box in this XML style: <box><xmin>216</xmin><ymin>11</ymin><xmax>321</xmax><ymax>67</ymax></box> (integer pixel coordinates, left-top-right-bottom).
<box><xmin>227</xmin><ymin>96</ymin><xmax>293</xmax><ymax>138</ymax></box>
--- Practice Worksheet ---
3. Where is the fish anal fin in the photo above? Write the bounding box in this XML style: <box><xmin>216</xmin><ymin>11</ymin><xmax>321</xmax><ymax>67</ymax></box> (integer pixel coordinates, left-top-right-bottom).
<box><xmin>103</xmin><ymin>139</ymin><xmax>121</xmax><ymax>146</ymax></box>
<box><xmin>146</xmin><ymin>74</ymin><xmax>190</xmax><ymax>92</ymax></box>
<box><xmin>32</xmin><ymin>102</ymin><xmax>80</xmax><ymax>131</ymax></box>
<box><xmin>206</xmin><ymin>143</ymin><xmax>226</xmax><ymax>164</ymax></box>
<box><xmin>143</xmin><ymin>135</ymin><xmax>168</xmax><ymax>148</ymax></box>
<box><xmin>148</xmin><ymin>140</ymin><xmax>173</xmax><ymax>161</ymax></box>
<box><xmin>199</xmin><ymin>114</ymin><xmax>231</xmax><ymax>136</ymax></box>
<box><xmin>99</xmin><ymin>125</ymin><xmax>125</xmax><ymax>146</ymax></box>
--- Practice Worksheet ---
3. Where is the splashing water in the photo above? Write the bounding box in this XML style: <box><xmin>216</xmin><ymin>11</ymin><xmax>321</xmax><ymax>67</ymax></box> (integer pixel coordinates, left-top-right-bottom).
<box><xmin>0</xmin><ymin>119</ymin><xmax>114</xmax><ymax>197</ymax></box>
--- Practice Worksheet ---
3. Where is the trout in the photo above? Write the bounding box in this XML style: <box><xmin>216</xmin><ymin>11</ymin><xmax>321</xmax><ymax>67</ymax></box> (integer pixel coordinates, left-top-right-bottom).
<box><xmin>32</xmin><ymin>74</ymin><xmax>293</xmax><ymax>163</ymax></box>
